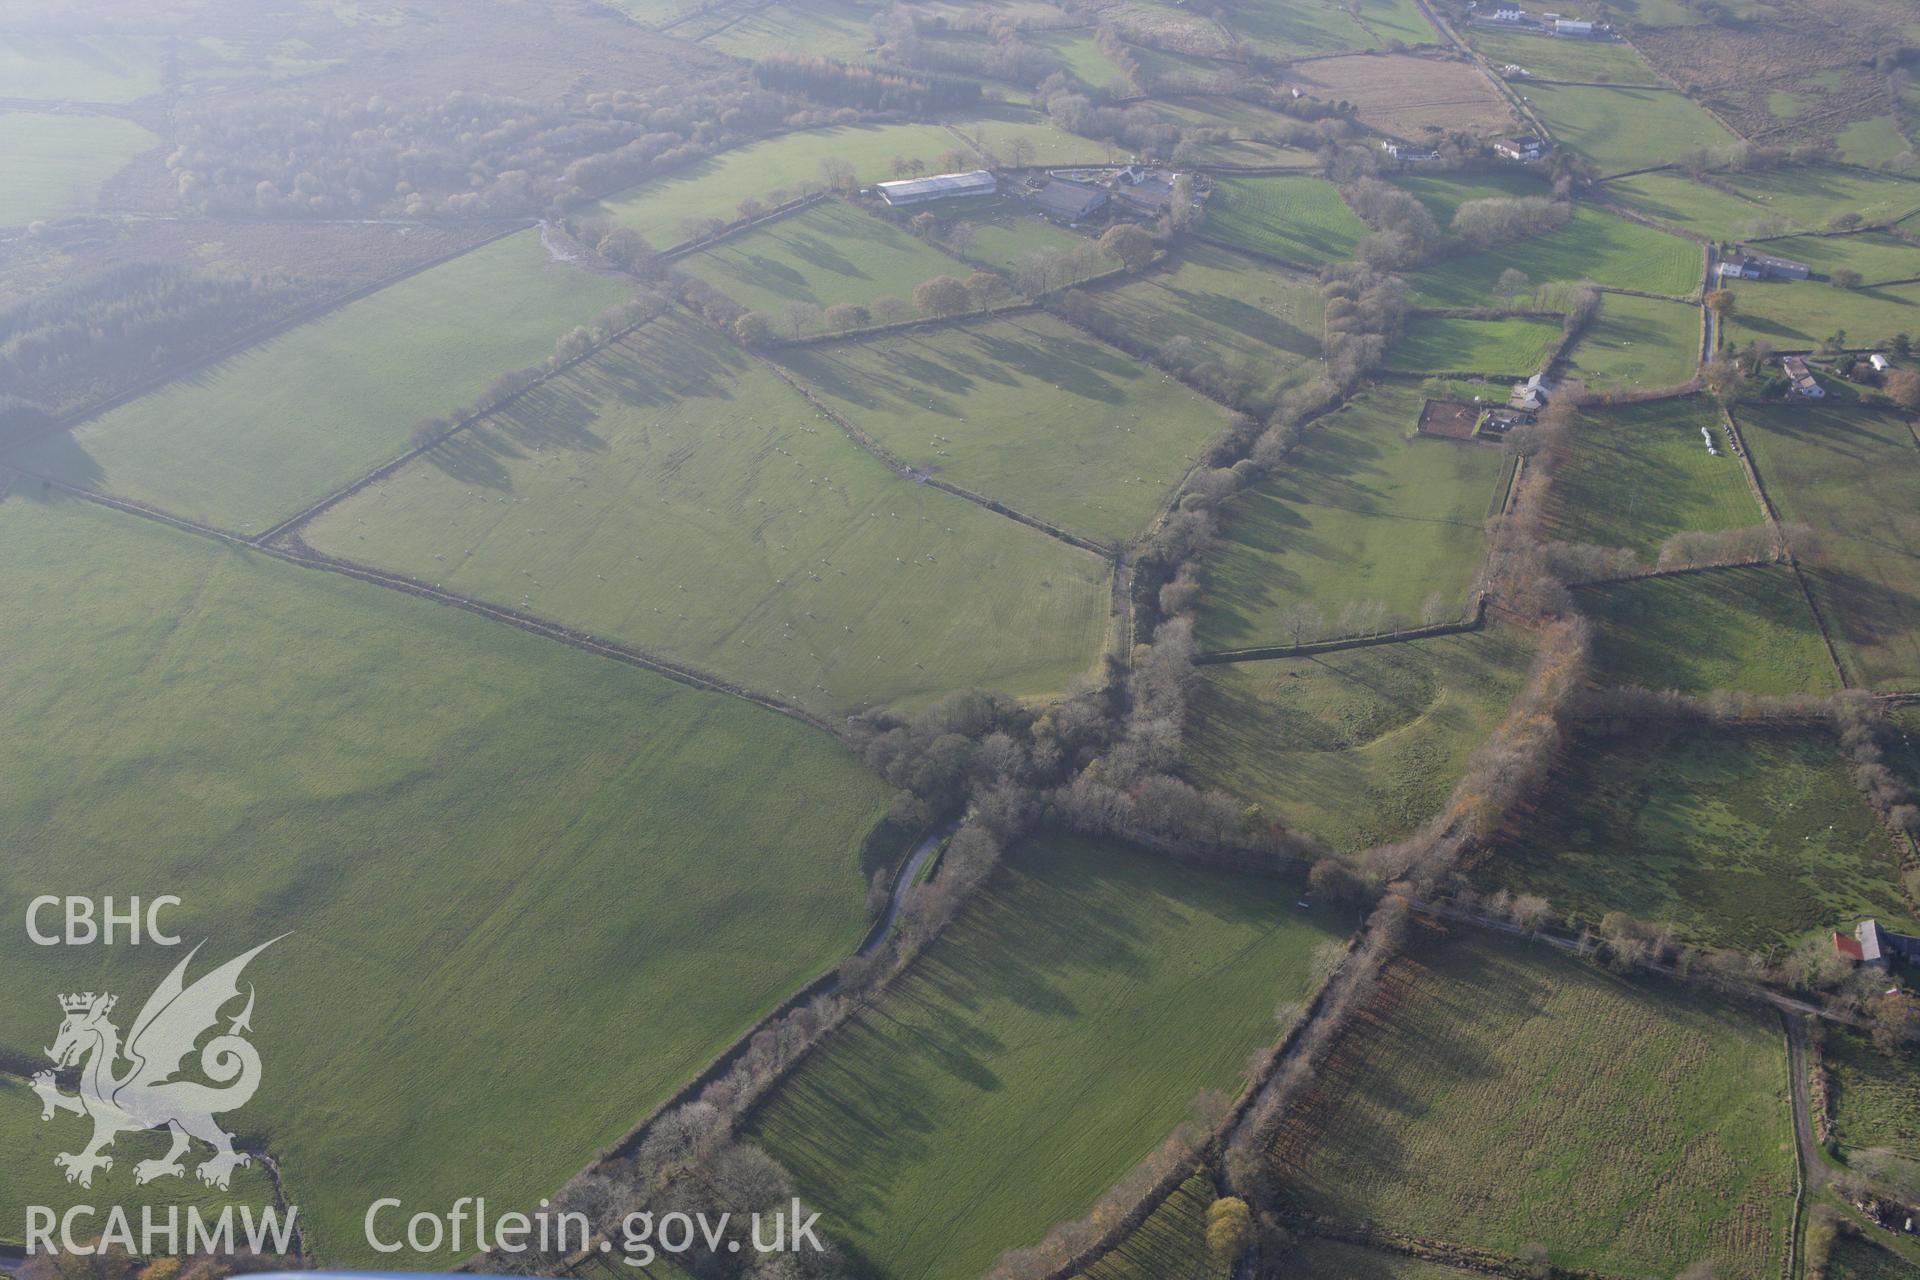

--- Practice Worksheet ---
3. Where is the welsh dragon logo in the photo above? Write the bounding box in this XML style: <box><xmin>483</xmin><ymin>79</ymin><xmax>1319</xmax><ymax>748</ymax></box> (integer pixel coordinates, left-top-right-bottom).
<box><xmin>31</xmin><ymin>938</ymin><xmax>280</xmax><ymax>1190</ymax></box>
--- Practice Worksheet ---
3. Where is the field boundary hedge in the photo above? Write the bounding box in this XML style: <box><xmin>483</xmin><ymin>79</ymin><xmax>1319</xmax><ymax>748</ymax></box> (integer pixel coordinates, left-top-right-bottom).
<box><xmin>256</xmin><ymin>308</ymin><xmax>671</xmax><ymax>545</ymax></box>
<box><xmin>657</xmin><ymin>189</ymin><xmax>833</xmax><ymax>262</ymax></box>
<box><xmin>0</xmin><ymin>468</ymin><xmax>836</xmax><ymax>731</ymax></box>
<box><xmin>760</xmin><ymin>352</ymin><xmax>1118</xmax><ymax>556</ymax></box>
<box><xmin>770</xmin><ymin>300</ymin><xmax>1041</xmax><ymax>348</ymax></box>
<box><xmin>1196</xmin><ymin>592</ymin><xmax>1489</xmax><ymax>663</ymax></box>
<box><xmin>1721</xmin><ymin>404</ymin><xmax>1852</xmax><ymax>688</ymax></box>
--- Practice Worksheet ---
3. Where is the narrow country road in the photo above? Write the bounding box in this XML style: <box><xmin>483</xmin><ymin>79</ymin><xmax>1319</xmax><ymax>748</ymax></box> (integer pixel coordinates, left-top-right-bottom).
<box><xmin>1785</xmin><ymin>1014</ymin><xmax>1831</xmax><ymax>1192</ymax></box>
<box><xmin>861</xmin><ymin>823</ymin><xmax>955</xmax><ymax>956</ymax></box>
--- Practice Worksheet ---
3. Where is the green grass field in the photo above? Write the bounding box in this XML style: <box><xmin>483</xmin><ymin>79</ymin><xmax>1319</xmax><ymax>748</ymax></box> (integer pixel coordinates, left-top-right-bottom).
<box><xmin>0</xmin><ymin>33</ymin><xmax>162</xmax><ymax>100</ymax></box>
<box><xmin>1385</xmin><ymin>314</ymin><xmax>1561</xmax><ymax>376</ymax></box>
<box><xmin>937</xmin><ymin>198</ymin><xmax>1092</xmax><ymax>273</ymax></box>
<box><xmin>1604</xmin><ymin>166</ymin><xmax>1920</xmax><ymax>241</ymax></box>
<box><xmin>1408</xmin><ymin>205</ymin><xmax>1701</xmax><ymax>307</ymax></box>
<box><xmin>0</xmin><ymin>111</ymin><xmax>156</xmax><ymax>226</ymax></box>
<box><xmin>1739</xmin><ymin>402</ymin><xmax>1920</xmax><ymax>690</ymax></box>
<box><xmin>1081</xmin><ymin>241</ymin><xmax>1324</xmax><ymax>378</ymax></box>
<box><xmin>749</xmin><ymin>834</ymin><xmax>1345</xmax><ymax>1280</ymax></box>
<box><xmin>1486</xmin><ymin>729</ymin><xmax>1908</xmax><ymax>949</ymax></box>
<box><xmin>1755</xmin><ymin>232</ymin><xmax>1920</xmax><ymax>286</ymax></box>
<box><xmin>0</xmin><ymin>1076</ymin><xmax>280</xmax><ymax>1248</ymax></box>
<box><xmin>9</xmin><ymin>230</ymin><xmax>633</xmax><ymax>532</ymax></box>
<box><xmin>1562</xmin><ymin>293</ymin><xmax>1701</xmax><ymax>392</ymax></box>
<box><xmin>1197</xmin><ymin>384</ymin><xmax>1509</xmax><ymax>649</ymax></box>
<box><xmin>1837</xmin><ymin>113</ymin><xmax>1916</xmax><ymax>171</ymax></box>
<box><xmin>1186</xmin><ymin>628</ymin><xmax>1535</xmax><ymax>857</ymax></box>
<box><xmin>1466</xmin><ymin>26</ymin><xmax>1662</xmax><ymax>84</ymax></box>
<box><xmin>1391</xmin><ymin>168</ymin><xmax>1552</xmax><ymax>223</ymax></box>
<box><xmin>1521</xmin><ymin>82</ymin><xmax>1739</xmax><ymax>175</ymax></box>
<box><xmin>1828</xmin><ymin>1026</ymin><xmax>1920</xmax><ymax>1173</ymax></box>
<box><xmin>1267</xmin><ymin>1240</ymin><xmax>1480</xmax><ymax>1277</ymax></box>
<box><xmin>1226</xmin><ymin>0</ymin><xmax>1423</xmax><ymax>56</ymax></box>
<box><xmin>1037</xmin><ymin>30</ymin><xmax>1130</xmax><ymax>89</ymax></box>
<box><xmin>1135</xmin><ymin>97</ymin><xmax>1321</xmax><ymax>167</ymax></box>
<box><xmin>775</xmin><ymin>311</ymin><xmax>1227</xmax><ymax>544</ymax></box>
<box><xmin>698</xmin><ymin>0</ymin><xmax>879</xmax><ymax>60</ymax></box>
<box><xmin>0</xmin><ymin>493</ymin><xmax>892</xmax><ymax>1265</ymax></box>
<box><xmin>1544</xmin><ymin>396</ymin><xmax>1761</xmax><ymax>556</ymax></box>
<box><xmin>305</xmin><ymin>311</ymin><xmax>1111</xmax><ymax>712</ymax></box>
<box><xmin>946</xmin><ymin>103</ymin><xmax>1107</xmax><ymax>166</ymax></box>
<box><xmin>1723</xmin><ymin>279</ymin><xmax>1920</xmax><ymax>349</ymax></box>
<box><xmin>1076</xmin><ymin>1176</ymin><xmax>1226</xmax><ymax>1280</ymax></box>
<box><xmin>591</xmin><ymin>124</ymin><xmax>976</xmax><ymax>247</ymax></box>
<box><xmin>1578</xmin><ymin>566</ymin><xmax>1839</xmax><ymax>695</ymax></box>
<box><xmin>1202</xmin><ymin>175</ymin><xmax>1370</xmax><ymax>268</ymax></box>
<box><xmin>1830</xmin><ymin>1234</ymin><xmax>1920</xmax><ymax>1280</ymax></box>
<box><xmin>1268</xmin><ymin>930</ymin><xmax>1794</xmax><ymax>1276</ymax></box>
<box><xmin>675</xmin><ymin>199</ymin><xmax>973</xmax><ymax>326</ymax></box>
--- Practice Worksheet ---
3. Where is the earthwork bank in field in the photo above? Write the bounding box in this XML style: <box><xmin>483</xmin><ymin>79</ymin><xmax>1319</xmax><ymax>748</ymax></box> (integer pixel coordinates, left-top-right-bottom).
<box><xmin>674</xmin><ymin>199</ymin><xmax>978</xmax><ymax>327</ymax></box>
<box><xmin>1185</xmin><ymin>627</ymin><xmax>1536</xmax><ymax>858</ymax></box>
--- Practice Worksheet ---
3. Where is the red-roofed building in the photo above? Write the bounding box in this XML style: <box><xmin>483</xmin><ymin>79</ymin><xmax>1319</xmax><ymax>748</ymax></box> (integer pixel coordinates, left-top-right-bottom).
<box><xmin>1835</xmin><ymin>931</ymin><xmax>1865</xmax><ymax>962</ymax></box>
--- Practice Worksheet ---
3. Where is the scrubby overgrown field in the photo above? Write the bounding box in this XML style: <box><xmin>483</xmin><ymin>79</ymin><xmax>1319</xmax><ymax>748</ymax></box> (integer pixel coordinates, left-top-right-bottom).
<box><xmin>1485</xmin><ymin>730</ymin><xmax>1909</xmax><ymax>949</ymax></box>
<box><xmin>750</xmin><ymin>835</ymin><xmax>1344</xmax><ymax>1280</ymax></box>
<box><xmin>1267</xmin><ymin>930</ymin><xmax>1795</xmax><ymax>1277</ymax></box>
<box><xmin>0</xmin><ymin>494</ymin><xmax>892</xmax><ymax>1265</ymax></box>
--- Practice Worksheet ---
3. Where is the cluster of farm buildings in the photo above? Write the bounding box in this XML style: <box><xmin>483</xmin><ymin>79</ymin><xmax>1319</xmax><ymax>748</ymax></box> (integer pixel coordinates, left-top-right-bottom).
<box><xmin>1836</xmin><ymin>919</ymin><xmax>1920</xmax><ymax>967</ymax></box>
<box><xmin>1468</xmin><ymin>3</ymin><xmax>1608</xmax><ymax>37</ymax></box>
<box><xmin>871</xmin><ymin>165</ymin><xmax>1183</xmax><ymax>227</ymax></box>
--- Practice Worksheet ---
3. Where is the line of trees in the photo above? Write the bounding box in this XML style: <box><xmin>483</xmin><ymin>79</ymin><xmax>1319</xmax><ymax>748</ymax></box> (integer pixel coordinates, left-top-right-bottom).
<box><xmin>402</xmin><ymin>294</ymin><xmax>666</xmax><ymax>450</ymax></box>
<box><xmin>0</xmin><ymin>262</ymin><xmax>321</xmax><ymax>425</ymax></box>
<box><xmin>752</xmin><ymin>54</ymin><xmax>982</xmax><ymax>113</ymax></box>
<box><xmin>167</xmin><ymin>79</ymin><xmax>800</xmax><ymax>220</ymax></box>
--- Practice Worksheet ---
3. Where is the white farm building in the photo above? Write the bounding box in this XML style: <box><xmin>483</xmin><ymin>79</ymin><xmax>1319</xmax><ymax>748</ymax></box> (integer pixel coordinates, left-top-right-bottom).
<box><xmin>873</xmin><ymin>170</ymin><xmax>998</xmax><ymax>207</ymax></box>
